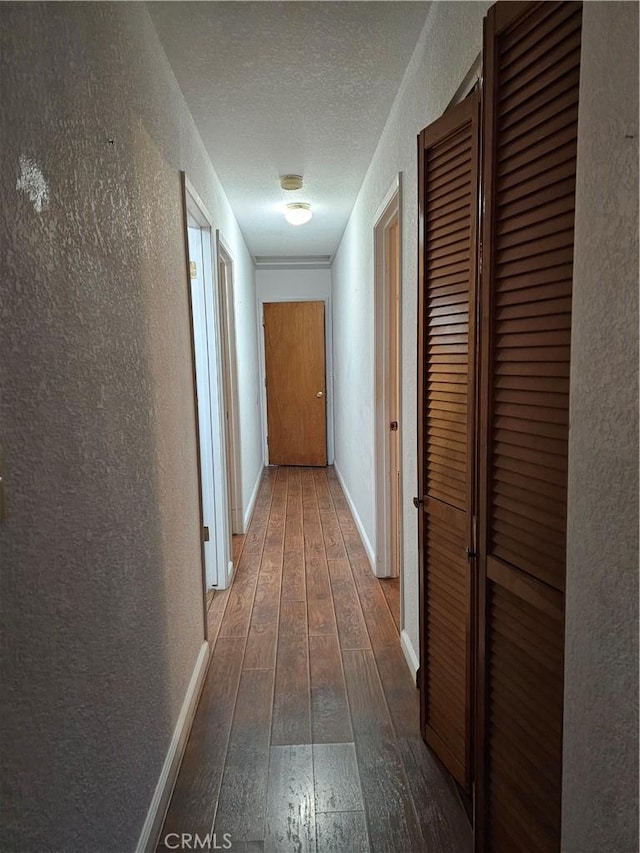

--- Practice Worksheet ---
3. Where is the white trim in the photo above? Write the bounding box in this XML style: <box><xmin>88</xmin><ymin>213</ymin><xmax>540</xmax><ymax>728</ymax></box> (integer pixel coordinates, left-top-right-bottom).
<box><xmin>400</xmin><ymin>630</ymin><xmax>420</xmax><ymax>682</ymax></box>
<box><xmin>185</xmin><ymin>178</ymin><xmax>233</xmax><ymax>591</ymax></box>
<box><xmin>255</xmin><ymin>255</ymin><xmax>332</xmax><ymax>269</ymax></box>
<box><xmin>216</xmin><ymin>234</ymin><xmax>243</xmax><ymax>538</ymax></box>
<box><xmin>373</xmin><ymin>174</ymin><xmax>403</xmax><ymax>584</ymax></box>
<box><xmin>373</xmin><ymin>173</ymin><xmax>401</xmax><ymax>225</ymax></box>
<box><xmin>136</xmin><ymin>641</ymin><xmax>211</xmax><ymax>853</ymax></box>
<box><xmin>243</xmin><ymin>464</ymin><xmax>263</xmax><ymax>532</ymax></box>
<box><xmin>333</xmin><ymin>463</ymin><xmax>375</xmax><ymax>570</ymax></box>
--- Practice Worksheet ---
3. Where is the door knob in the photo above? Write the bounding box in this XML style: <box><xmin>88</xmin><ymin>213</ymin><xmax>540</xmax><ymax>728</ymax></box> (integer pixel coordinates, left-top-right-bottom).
<box><xmin>316</xmin><ymin>391</ymin><xmax>324</xmax><ymax>398</ymax></box>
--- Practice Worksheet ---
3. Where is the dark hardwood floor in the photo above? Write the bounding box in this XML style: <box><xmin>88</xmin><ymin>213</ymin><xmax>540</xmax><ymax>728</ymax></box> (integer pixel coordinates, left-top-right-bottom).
<box><xmin>157</xmin><ymin>466</ymin><xmax>471</xmax><ymax>853</ymax></box>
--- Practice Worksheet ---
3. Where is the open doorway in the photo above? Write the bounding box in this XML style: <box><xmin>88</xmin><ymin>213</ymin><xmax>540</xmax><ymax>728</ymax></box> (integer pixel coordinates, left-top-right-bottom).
<box><xmin>182</xmin><ymin>175</ymin><xmax>233</xmax><ymax>592</ymax></box>
<box><xmin>216</xmin><ymin>237</ymin><xmax>242</xmax><ymax>536</ymax></box>
<box><xmin>374</xmin><ymin>176</ymin><xmax>402</xmax><ymax>622</ymax></box>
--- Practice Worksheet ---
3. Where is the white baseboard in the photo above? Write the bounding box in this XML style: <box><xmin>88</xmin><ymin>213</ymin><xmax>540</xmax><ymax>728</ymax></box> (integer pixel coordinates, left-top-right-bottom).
<box><xmin>400</xmin><ymin>629</ymin><xmax>420</xmax><ymax>682</ymax></box>
<box><xmin>231</xmin><ymin>507</ymin><xmax>243</xmax><ymax>535</ymax></box>
<box><xmin>136</xmin><ymin>641</ymin><xmax>211</xmax><ymax>853</ymax></box>
<box><xmin>333</xmin><ymin>463</ymin><xmax>376</xmax><ymax>570</ymax></box>
<box><xmin>243</xmin><ymin>465</ymin><xmax>264</xmax><ymax>532</ymax></box>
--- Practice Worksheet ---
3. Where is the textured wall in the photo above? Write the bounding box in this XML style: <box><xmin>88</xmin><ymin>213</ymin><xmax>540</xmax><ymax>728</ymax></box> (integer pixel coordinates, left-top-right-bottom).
<box><xmin>331</xmin><ymin>1</ymin><xmax>489</xmax><ymax>665</ymax></box>
<box><xmin>562</xmin><ymin>4</ymin><xmax>639</xmax><ymax>850</ymax></box>
<box><xmin>256</xmin><ymin>268</ymin><xmax>334</xmax><ymax>464</ymax></box>
<box><xmin>0</xmin><ymin>4</ymin><xmax>260</xmax><ymax>851</ymax></box>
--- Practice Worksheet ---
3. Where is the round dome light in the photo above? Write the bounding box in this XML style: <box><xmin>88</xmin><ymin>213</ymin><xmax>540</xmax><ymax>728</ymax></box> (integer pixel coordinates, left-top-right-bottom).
<box><xmin>284</xmin><ymin>203</ymin><xmax>312</xmax><ymax>226</ymax></box>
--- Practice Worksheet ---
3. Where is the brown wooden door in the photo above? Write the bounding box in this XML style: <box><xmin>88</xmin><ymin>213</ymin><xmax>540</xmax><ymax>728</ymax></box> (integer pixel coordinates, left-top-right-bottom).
<box><xmin>417</xmin><ymin>90</ymin><xmax>480</xmax><ymax>792</ymax></box>
<box><xmin>475</xmin><ymin>2</ymin><xmax>582</xmax><ymax>850</ymax></box>
<box><xmin>264</xmin><ymin>301</ymin><xmax>327</xmax><ymax>466</ymax></box>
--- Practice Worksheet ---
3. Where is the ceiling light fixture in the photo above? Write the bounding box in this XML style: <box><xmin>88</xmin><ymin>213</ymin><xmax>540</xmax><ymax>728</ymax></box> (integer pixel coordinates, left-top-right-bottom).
<box><xmin>284</xmin><ymin>202</ymin><xmax>312</xmax><ymax>226</ymax></box>
<box><xmin>280</xmin><ymin>174</ymin><xmax>303</xmax><ymax>191</ymax></box>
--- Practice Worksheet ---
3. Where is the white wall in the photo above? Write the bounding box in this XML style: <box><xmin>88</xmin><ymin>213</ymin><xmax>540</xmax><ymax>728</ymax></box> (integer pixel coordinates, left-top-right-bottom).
<box><xmin>227</xmin><ymin>248</ymin><xmax>264</xmax><ymax>529</ymax></box>
<box><xmin>331</xmin><ymin>1</ymin><xmax>490</xmax><ymax>672</ymax></box>
<box><xmin>562</xmin><ymin>3</ymin><xmax>639</xmax><ymax>850</ymax></box>
<box><xmin>0</xmin><ymin>4</ymin><xmax>262</xmax><ymax>850</ymax></box>
<box><xmin>256</xmin><ymin>267</ymin><xmax>334</xmax><ymax>464</ymax></box>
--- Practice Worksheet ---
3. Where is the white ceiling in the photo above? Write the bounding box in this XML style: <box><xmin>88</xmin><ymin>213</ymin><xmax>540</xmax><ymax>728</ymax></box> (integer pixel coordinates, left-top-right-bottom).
<box><xmin>148</xmin><ymin>1</ymin><xmax>430</xmax><ymax>259</ymax></box>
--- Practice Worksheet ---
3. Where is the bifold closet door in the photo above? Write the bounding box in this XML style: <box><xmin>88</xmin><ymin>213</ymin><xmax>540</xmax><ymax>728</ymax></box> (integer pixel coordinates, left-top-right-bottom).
<box><xmin>417</xmin><ymin>91</ymin><xmax>480</xmax><ymax>791</ymax></box>
<box><xmin>476</xmin><ymin>2</ymin><xmax>582</xmax><ymax>850</ymax></box>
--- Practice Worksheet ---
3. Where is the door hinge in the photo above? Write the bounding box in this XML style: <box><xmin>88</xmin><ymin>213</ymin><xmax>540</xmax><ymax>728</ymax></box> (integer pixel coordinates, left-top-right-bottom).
<box><xmin>202</xmin><ymin>526</ymin><xmax>210</xmax><ymax>542</ymax></box>
<box><xmin>413</xmin><ymin>496</ymin><xmax>424</xmax><ymax>509</ymax></box>
<box><xmin>390</xmin><ymin>421</ymin><xmax>398</xmax><ymax>431</ymax></box>
<box><xmin>190</xmin><ymin>261</ymin><xmax>197</xmax><ymax>279</ymax></box>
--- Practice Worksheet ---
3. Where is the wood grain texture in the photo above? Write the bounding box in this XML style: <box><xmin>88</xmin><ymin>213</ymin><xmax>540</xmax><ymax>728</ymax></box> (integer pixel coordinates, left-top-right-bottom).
<box><xmin>214</xmin><ymin>668</ymin><xmax>274</xmax><ymax>842</ymax></box>
<box><xmin>309</xmin><ymin>634</ymin><xmax>352</xmax><ymax>744</ymax></box>
<box><xmin>476</xmin><ymin>3</ymin><xmax>581</xmax><ymax>848</ymax></box>
<box><xmin>373</xmin><ymin>641</ymin><xmax>420</xmax><ymax>739</ymax></box>
<box><xmin>264</xmin><ymin>301</ymin><xmax>327</xmax><ymax>466</ymax></box>
<box><xmin>159</xmin><ymin>637</ymin><xmax>245</xmax><ymax>841</ymax></box>
<box><xmin>330</xmin><ymin>577</ymin><xmax>371</xmax><ymax>651</ymax></box>
<box><xmin>313</xmin><ymin>743</ymin><xmax>364</xmax><ymax>812</ymax></box>
<box><xmin>379</xmin><ymin>578</ymin><xmax>400</xmax><ymax>632</ymax></box>
<box><xmin>244</xmin><ymin>622</ymin><xmax>278</xmax><ymax>670</ymax></box>
<box><xmin>159</xmin><ymin>467</ymin><xmax>469</xmax><ymax>853</ymax></box>
<box><xmin>320</xmin><ymin>510</ymin><xmax>347</xmax><ymax>560</ymax></box>
<box><xmin>418</xmin><ymin>89</ymin><xmax>480</xmax><ymax>790</ymax></box>
<box><xmin>352</xmin><ymin>573</ymin><xmax>399</xmax><ymax>652</ymax></box>
<box><xmin>264</xmin><ymin>745</ymin><xmax>315</xmax><ymax>853</ymax></box>
<box><xmin>398</xmin><ymin>735</ymin><xmax>472</xmax><ymax>853</ymax></box>
<box><xmin>315</xmin><ymin>812</ymin><xmax>370</xmax><ymax>853</ymax></box>
<box><xmin>251</xmin><ymin>570</ymin><xmax>281</xmax><ymax>625</ymax></box>
<box><xmin>307</xmin><ymin>597</ymin><xmax>337</xmax><ymax>638</ymax></box>
<box><xmin>306</xmin><ymin>556</ymin><xmax>332</xmax><ymax>602</ymax></box>
<box><xmin>218</xmin><ymin>573</ymin><xmax>259</xmax><ymax>638</ymax></box>
<box><xmin>342</xmin><ymin>649</ymin><xmax>424</xmax><ymax>852</ymax></box>
<box><xmin>281</xmin><ymin>551</ymin><xmax>306</xmax><ymax>602</ymax></box>
<box><xmin>272</xmin><ymin>602</ymin><xmax>311</xmax><ymax>745</ymax></box>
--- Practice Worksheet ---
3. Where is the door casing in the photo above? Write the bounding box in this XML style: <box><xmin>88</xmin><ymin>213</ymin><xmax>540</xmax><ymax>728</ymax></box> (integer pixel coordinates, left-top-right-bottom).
<box><xmin>182</xmin><ymin>174</ymin><xmax>233</xmax><ymax>591</ymax></box>
<box><xmin>216</xmin><ymin>235</ymin><xmax>243</xmax><ymax>536</ymax></box>
<box><xmin>374</xmin><ymin>175</ymin><xmax>403</xmax><ymax>586</ymax></box>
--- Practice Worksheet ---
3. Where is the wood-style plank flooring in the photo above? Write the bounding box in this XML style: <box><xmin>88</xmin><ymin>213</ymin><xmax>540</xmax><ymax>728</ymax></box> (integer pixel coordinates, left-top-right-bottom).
<box><xmin>158</xmin><ymin>466</ymin><xmax>471</xmax><ymax>853</ymax></box>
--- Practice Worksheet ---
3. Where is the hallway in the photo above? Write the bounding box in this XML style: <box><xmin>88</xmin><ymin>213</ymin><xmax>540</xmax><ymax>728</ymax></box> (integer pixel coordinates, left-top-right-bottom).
<box><xmin>158</xmin><ymin>466</ymin><xmax>470</xmax><ymax>852</ymax></box>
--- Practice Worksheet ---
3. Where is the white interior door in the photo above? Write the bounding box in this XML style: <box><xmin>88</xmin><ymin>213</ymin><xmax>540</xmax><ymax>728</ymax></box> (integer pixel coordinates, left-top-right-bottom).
<box><xmin>188</xmin><ymin>223</ymin><xmax>219</xmax><ymax>588</ymax></box>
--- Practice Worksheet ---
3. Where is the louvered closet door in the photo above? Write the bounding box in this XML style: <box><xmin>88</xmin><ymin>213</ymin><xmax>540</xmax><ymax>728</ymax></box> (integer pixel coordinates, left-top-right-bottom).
<box><xmin>476</xmin><ymin>2</ymin><xmax>582</xmax><ymax>851</ymax></box>
<box><xmin>417</xmin><ymin>91</ymin><xmax>479</xmax><ymax>791</ymax></box>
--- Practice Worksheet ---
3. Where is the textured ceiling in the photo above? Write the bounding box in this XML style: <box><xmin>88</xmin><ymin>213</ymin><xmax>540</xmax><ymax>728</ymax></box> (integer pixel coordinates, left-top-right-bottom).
<box><xmin>148</xmin><ymin>1</ymin><xmax>430</xmax><ymax>258</ymax></box>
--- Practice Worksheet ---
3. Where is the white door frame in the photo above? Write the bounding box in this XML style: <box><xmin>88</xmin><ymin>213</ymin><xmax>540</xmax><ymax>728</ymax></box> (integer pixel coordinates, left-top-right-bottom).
<box><xmin>216</xmin><ymin>234</ymin><xmax>243</xmax><ymax>535</ymax></box>
<box><xmin>183</xmin><ymin>175</ymin><xmax>233</xmax><ymax>590</ymax></box>
<box><xmin>373</xmin><ymin>174</ymin><xmax>403</xmax><ymax>584</ymax></box>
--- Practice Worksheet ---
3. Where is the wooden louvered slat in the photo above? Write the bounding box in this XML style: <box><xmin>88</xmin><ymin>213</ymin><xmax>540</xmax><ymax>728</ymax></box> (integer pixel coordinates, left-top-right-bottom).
<box><xmin>486</xmin><ymin>582</ymin><xmax>564</xmax><ymax>853</ymax></box>
<box><xmin>418</xmin><ymin>91</ymin><xmax>479</xmax><ymax>792</ymax></box>
<box><xmin>476</xmin><ymin>3</ymin><xmax>581</xmax><ymax>851</ymax></box>
<box><xmin>497</xmin><ymin>125</ymin><xmax>577</xmax><ymax>180</ymax></box>
<box><xmin>498</xmin><ymin>3</ymin><xmax>581</xmax><ymax>80</ymax></box>
<box><xmin>497</xmin><ymin>176</ymin><xmax>576</xmax><ymax>219</ymax></box>
<box><xmin>500</xmin><ymin>55</ymin><xmax>581</xmax><ymax>123</ymax></box>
